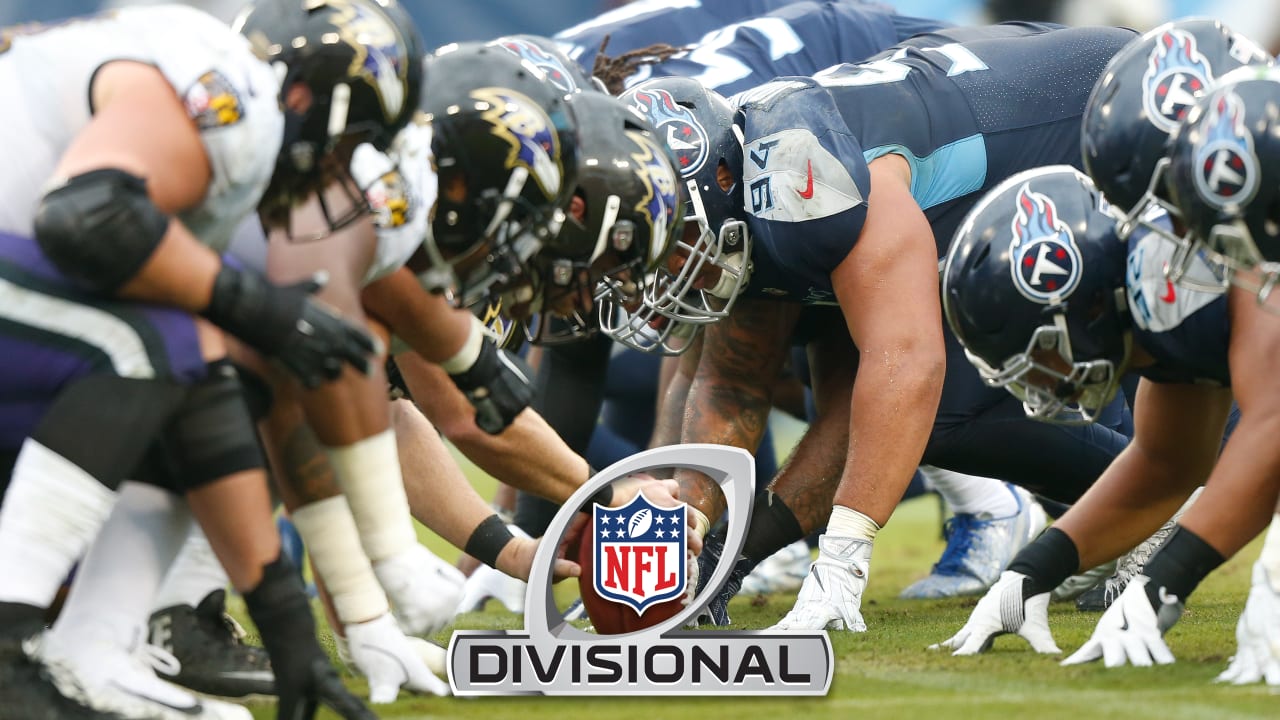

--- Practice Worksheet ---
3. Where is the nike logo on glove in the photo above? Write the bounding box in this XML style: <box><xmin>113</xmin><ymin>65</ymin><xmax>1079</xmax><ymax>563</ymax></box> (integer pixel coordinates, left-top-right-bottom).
<box><xmin>797</xmin><ymin>160</ymin><xmax>814</xmax><ymax>199</ymax></box>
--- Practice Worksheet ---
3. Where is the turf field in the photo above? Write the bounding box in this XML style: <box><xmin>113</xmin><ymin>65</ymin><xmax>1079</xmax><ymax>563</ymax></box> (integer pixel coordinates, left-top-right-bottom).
<box><xmin>240</xmin><ymin>462</ymin><xmax>1276</xmax><ymax>720</ymax></box>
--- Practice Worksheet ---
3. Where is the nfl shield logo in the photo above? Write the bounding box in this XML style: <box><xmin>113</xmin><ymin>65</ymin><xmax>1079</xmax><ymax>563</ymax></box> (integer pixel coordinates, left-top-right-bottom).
<box><xmin>593</xmin><ymin>491</ymin><xmax>687</xmax><ymax>615</ymax></box>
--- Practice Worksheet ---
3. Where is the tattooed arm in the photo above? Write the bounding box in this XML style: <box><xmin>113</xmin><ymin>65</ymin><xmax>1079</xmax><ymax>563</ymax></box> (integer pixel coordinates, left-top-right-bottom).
<box><xmin>673</xmin><ymin>298</ymin><xmax>799</xmax><ymax>524</ymax></box>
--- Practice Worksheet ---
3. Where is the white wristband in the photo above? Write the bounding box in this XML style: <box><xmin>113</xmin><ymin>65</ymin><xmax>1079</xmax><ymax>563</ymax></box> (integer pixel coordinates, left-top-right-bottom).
<box><xmin>325</xmin><ymin>429</ymin><xmax>418</xmax><ymax>562</ymax></box>
<box><xmin>439</xmin><ymin>314</ymin><xmax>485</xmax><ymax>375</ymax></box>
<box><xmin>291</xmin><ymin>496</ymin><xmax>390</xmax><ymax>623</ymax></box>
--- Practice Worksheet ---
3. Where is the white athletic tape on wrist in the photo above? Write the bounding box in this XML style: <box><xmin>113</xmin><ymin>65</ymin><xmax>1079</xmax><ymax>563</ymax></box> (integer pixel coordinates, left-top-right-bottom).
<box><xmin>439</xmin><ymin>314</ymin><xmax>485</xmax><ymax>375</ymax></box>
<box><xmin>325</xmin><ymin>428</ymin><xmax>417</xmax><ymax>562</ymax></box>
<box><xmin>291</xmin><ymin>495</ymin><xmax>390</xmax><ymax>623</ymax></box>
<box><xmin>690</xmin><ymin>508</ymin><xmax>711</xmax><ymax>540</ymax></box>
<box><xmin>827</xmin><ymin>504</ymin><xmax>880</xmax><ymax>543</ymax></box>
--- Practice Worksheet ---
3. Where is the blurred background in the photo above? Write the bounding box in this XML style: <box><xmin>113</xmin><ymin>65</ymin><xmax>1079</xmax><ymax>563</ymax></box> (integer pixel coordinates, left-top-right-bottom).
<box><xmin>1</xmin><ymin>1</ymin><xmax>1277</xmax><ymax>55</ymax></box>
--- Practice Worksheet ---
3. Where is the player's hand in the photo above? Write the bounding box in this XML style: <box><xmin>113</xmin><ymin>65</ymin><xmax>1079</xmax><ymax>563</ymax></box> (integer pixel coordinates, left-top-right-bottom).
<box><xmin>372</xmin><ymin>544</ymin><xmax>466</xmax><ymax>636</ymax></box>
<box><xmin>606</xmin><ymin>475</ymin><xmax>703</xmax><ymax>556</ymax></box>
<box><xmin>1215</xmin><ymin>562</ymin><xmax>1280</xmax><ymax>685</ymax></box>
<box><xmin>205</xmin><ymin>267</ymin><xmax>379</xmax><ymax>388</ymax></box>
<box><xmin>1061</xmin><ymin>575</ymin><xmax>1180</xmax><ymax>668</ymax></box>
<box><xmin>448</xmin><ymin>340</ymin><xmax>533</xmax><ymax>434</ymax></box>
<box><xmin>275</xmin><ymin>655</ymin><xmax>376</xmax><ymax>720</ymax></box>
<box><xmin>930</xmin><ymin>571</ymin><xmax>1061</xmax><ymax>655</ymax></box>
<box><xmin>345</xmin><ymin>613</ymin><xmax>451</xmax><ymax>703</ymax></box>
<box><xmin>505</xmin><ymin>533</ymin><xmax>581</xmax><ymax>583</ymax></box>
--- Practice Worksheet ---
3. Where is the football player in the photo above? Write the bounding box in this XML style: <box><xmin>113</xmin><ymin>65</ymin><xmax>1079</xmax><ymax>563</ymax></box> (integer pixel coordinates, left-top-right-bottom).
<box><xmin>620</xmin><ymin>22</ymin><xmax>1141</xmax><ymax>631</ymax></box>
<box><xmin>0</xmin><ymin>1</ymin><xmax>422</xmax><ymax>718</ymax></box>
<box><xmin>932</xmin><ymin>22</ymin><xmax>1278</xmax><ymax>668</ymax></box>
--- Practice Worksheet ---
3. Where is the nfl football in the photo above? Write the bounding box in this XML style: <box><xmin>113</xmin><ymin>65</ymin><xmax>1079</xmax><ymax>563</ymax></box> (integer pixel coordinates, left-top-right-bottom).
<box><xmin>575</xmin><ymin>526</ymin><xmax>687</xmax><ymax>634</ymax></box>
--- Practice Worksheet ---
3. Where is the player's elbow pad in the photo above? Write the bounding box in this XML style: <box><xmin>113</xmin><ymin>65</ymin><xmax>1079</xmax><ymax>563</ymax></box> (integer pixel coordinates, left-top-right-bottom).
<box><xmin>34</xmin><ymin>168</ymin><xmax>170</xmax><ymax>294</ymax></box>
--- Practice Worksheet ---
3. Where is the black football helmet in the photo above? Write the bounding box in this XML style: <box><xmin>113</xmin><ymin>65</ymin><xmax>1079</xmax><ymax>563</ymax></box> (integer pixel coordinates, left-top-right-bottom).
<box><xmin>235</xmin><ymin>0</ymin><xmax>425</xmax><ymax>231</ymax></box>
<box><xmin>420</xmin><ymin>42</ymin><xmax>580</xmax><ymax>308</ymax></box>
<box><xmin>1081</xmin><ymin>18</ymin><xmax>1269</xmax><ymax>285</ymax></box>
<box><xmin>1167</xmin><ymin>65</ymin><xmax>1280</xmax><ymax>304</ymax></box>
<box><xmin>515</xmin><ymin>92</ymin><xmax>684</xmax><ymax>346</ymax></box>
<box><xmin>619</xmin><ymin>77</ymin><xmax>751</xmax><ymax>349</ymax></box>
<box><xmin>943</xmin><ymin>166</ymin><xmax>1132</xmax><ymax>425</ymax></box>
<box><xmin>488</xmin><ymin>34</ymin><xmax>598</xmax><ymax>96</ymax></box>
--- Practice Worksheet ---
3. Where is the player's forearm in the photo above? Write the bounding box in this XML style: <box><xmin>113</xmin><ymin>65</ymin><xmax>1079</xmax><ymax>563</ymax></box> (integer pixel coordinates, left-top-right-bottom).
<box><xmin>674</xmin><ymin>375</ymin><xmax>773</xmax><ymax>521</ymax></box>
<box><xmin>834</xmin><ymin>351</ymin><xmax>943</xmax><ymax>525</ymax></box>
<box><xmin>1180</xmin><ymin>412</ymin><xmax>1280</xmax><ymax>559</ymax></box>
<box><xmin>454</xmin><ymin>410</ymin><xmax>588</xmax><ymax>504</ymax></box>
<box><xmin>362</xmin><ymin>267</ymin><xmax>472</xmax><ymax>364</ymax></box>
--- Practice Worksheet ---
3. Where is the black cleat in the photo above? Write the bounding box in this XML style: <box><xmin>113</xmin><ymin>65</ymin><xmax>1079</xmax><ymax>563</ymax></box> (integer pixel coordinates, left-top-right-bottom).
<box><xmin>0</xmin><ymin>637</ymin><xmax>122</xmax><ymax>720</ymax></box>
<box><xmin>148</xmin><ymin>590</ymin><xmax>275</xmax><ymax>698</ymax></box>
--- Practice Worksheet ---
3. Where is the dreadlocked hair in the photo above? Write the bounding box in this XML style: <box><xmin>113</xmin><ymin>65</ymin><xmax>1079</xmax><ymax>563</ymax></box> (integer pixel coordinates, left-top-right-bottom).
<box><xmin>591</xmin><ymin>34</ymin><xmax>689</xmax><ymax>95</ymax></box>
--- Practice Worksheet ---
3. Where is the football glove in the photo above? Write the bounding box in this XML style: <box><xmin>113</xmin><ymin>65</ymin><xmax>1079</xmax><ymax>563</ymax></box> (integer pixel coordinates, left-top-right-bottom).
<box><xmin>769</xmin><ymin>534</ymin><xmax>870</xmax><ymax>632</ymax></box>
<box><xmin>1215</xmin><ymin>562</ymin><xmax>1280</xmax><ymax>685</ymax></box>
<box><xmin>205</xmin><ymin>267</ymin><xmax>378</xmax><ymax>388</ymax></box>
<box><xmin>344</xmin><ymin>613</ymin><xmax>451</xmax><ymax>703</ymax></box>
<box><xmin>1061</xmin><ymin>574</ymin><xmax>1180</xmax><ymax>668</ymax></box>
<box><xmin>931</xmin><ymin>571</ymin><xmax>1061</xmax><ymax>655</ymax></box>
<box><xmin>372</xmin><ymin>544</ymin><xmax>466</xmax><ymax>636</ymax></box>
<box><xmin>447</xmin><ymin>339</ymin><xmax>533</xmax><ymax>434</ymax></box>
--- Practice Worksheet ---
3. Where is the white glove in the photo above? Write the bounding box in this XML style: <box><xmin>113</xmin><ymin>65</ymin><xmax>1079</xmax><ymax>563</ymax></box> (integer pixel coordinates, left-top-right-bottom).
<box><xmin>769</xmin><ymin>535</ymin><xmax>869</xmax><ymax>632</ymax></box>
<box><xmin>1215</xmin><ymin>562</ymin><xmax>1280</xmax><ymax>685</ymax></box>
<box><xmin>373</xmin><ymin>543</ymin><xmax>466</xmax><ymax>636</ymax></box>
<box><xmin>1061</xmin><ymin>575</ymin><xmax>1180</xmax><ymax>668</ymax></box>
<box><xmin>931</xmin><ymin>571</ymin><xmax>1061</xmax><ymax>655</ymax></box>
<box><xmin>344</xmin><ymin>613</ymin><xmax>451</xmax><ymax>703</ymax></box>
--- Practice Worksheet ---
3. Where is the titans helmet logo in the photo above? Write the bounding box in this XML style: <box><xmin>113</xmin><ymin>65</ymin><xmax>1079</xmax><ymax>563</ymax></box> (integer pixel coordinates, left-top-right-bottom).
<box><xmin>1192</xmin><ymin>89</ymin><xmax>1258</xmax><ymax>209</ymax></box>
<box><xmin>626</xmin><ymin>88</ymin><xmax>709</xmax><ymax>177</ymax></box>
<box><xmin>626</xmin><ymin>130</ymin><xmax>681</xmax><ymax>267</ymax></box>
<box><xmin>1009</xmin><ymin>184</ymin><xmax>1083</xmax><ymax>304</ymax></box>
<box><xmin>473</xmin><ymin>87</ymin><xmax>563</xmax><ymax>199</ymax></box>
<box><xmin>1142</xmin><ymin>28</ymin><xmax>1213</xmax><ymax>134</ymax></box>
<box><xmin>494</xmin><ymin>38</ymin><xmax>579</xmax><ymax>94</ymax></box>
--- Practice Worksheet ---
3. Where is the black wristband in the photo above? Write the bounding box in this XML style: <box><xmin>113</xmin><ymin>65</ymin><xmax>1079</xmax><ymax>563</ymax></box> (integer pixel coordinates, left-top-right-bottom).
<box><xmin>465</xmin><ymin>513</ymin><xmax>516</xmax><ymax>569</ymax></box>
<box><xmin>1141</xmin><ymin>525</ymin><xmax>1225</xmax><ymax>607</ymax></box>
<box><xmin>242</xmin><ymin>555</ymin><xmax>324</xmax><ymax>668</ymax></box>
<box><xmin>1007</xmin><ymin>526</ymin><xmax>1080</xmax><ymax>598</ymax></box>
<box><xmin>741</xmin><ymin>490</ymin><xmax>804</xmax><ymax>566</ymax></box>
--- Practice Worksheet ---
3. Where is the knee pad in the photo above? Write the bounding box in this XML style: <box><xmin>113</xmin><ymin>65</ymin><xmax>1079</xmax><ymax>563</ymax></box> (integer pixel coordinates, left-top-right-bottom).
<box><xmin>164</xmin><ymin>361</ymin><xmax>265</xmax><ymax>490</ymax></box>
<box><xmin>34</xmin><ymin>169</ymin><xmax>170</xmax><ymax>294</ymax></box>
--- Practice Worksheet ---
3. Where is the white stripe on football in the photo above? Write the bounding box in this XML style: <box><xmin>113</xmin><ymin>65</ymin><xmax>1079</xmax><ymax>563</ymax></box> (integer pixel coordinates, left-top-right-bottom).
<box><xmin>628</xmin><ymin>508</ymin><xmax>653</xmax><ymax>538</ymax></box>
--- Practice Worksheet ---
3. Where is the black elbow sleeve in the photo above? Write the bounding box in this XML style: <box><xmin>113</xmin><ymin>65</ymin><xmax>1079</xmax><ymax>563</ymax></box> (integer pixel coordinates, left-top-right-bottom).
<box><xmin>34</xmin><ymin>168</ymin><xmax>170</xmax><ymax>294</ymax></box>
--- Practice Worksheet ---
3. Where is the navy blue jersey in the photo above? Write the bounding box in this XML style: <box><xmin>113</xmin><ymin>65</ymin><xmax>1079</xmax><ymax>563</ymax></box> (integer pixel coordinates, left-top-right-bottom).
<box><xmin>555</xmin><ymin>0</ymin><xmax>802</xmax><ymax>69</ymax></box>
<box><xmin>1124</xmin><ymin>213</ymin><xmax>1230</xmax><ymax>386</ymax></box>
<box><xmin>732</xmin><ymin>24</ymin><xmax>1136</xmax><ymax>302</ymax></box>
<box><xmin>615</xmin><ymin>2</ymin><xmax>951</xmax><ymax>96</ymax></box>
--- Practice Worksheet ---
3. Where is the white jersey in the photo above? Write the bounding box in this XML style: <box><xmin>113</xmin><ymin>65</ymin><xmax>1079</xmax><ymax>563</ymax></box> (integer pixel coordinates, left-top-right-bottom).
<box><xmin>350</xmin><ymin>120</ymin><xmax>437</xmax><ymax>285</ymax></box>
<box><xmin>0</xmin><ymin>4</ymin><xmax>282</xmax><ymax>252</ymax></box>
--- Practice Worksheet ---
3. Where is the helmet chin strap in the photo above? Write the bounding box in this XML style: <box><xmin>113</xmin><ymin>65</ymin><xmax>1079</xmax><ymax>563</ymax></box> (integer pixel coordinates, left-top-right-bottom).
<box><xmin>706</xmin><ymin>251</ymin><xmax>746</xmax><ymax>299</ymax></box>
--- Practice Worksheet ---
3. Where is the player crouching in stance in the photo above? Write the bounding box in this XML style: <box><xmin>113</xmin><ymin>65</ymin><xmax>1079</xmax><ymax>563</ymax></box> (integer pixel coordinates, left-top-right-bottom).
<box><xmin>0</xmin><ymin>1</ymin><xmax>425</xmax><ymax>718</ymax></box>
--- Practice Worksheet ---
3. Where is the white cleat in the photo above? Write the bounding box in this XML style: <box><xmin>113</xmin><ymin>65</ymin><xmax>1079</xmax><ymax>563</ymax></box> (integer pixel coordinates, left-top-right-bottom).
<box><xmin>739</xmin><ymin>540</ymin><xmax>811</xmax><ymax>595</ymax></box>
<box><xmin>769</xmin><ymin>534</ymin><xmax>871</xmax><ymax>632</ymax></box>
<box><xmin>457</xmin><ymin>563</ymin><xmax>527</xmax><ymax>614</ymax></box>
<box><xmin>344</xmin><ymin>613</ymin><xmax>450</xmax><ymax>703</ymax></box>
<box><xmin>373</xmin><ymin>544</ymin><xmax>466</xmax><ymax>636</ymax></box>
<box><xmin>33</xmin><ymin>635</ymin><xmax>251</xmax><ymax>720</ymax></box>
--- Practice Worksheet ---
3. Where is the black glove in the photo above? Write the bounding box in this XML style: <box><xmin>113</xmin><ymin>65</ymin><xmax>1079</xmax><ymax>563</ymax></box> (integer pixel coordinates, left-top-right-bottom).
<box><xmin>448</xmin><ymin>339</ymin><xmax>534</xmax><ymax>434</ymax></box>
<box><xmin>204</xmin><ymin>265</ymin><xmax>378</xmax><ymax>388</ymax></box>
<box><xmin>244</xmin><ymin>557</ymin><xmax>376</xmax><ymax>720</ymax></box>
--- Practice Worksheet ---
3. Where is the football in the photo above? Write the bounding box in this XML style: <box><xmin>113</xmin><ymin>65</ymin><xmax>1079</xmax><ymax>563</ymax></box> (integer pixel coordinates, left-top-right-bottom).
<box><xmin>628</xmin><ymin>508</ymin><xmax>653</xmax><ymax>538</ymax></box>
<box><xmin>575</xmin><ymin>528</ymin><xmax>687</xmax><ymax>634</ymax></box>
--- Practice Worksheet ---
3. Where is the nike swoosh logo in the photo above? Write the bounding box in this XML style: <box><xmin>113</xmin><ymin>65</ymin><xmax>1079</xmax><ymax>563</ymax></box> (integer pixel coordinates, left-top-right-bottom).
<box><xmin>1118</xmin><ymin>607</ymin><xmax>1130</xmax><ymax>632</ymax></box>
<box><xmin>797</xmin><ymin>160</ymin><xmax>814</xmax><ymax>199</ymax></box>
<box><xmin>1160</xmin><ymin>279</ymin><xmax>1176</xmax><ymax>303</ymax></box>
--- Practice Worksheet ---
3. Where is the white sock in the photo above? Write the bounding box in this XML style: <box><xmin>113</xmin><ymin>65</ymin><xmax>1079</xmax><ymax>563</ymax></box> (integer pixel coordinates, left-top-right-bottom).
<box><xmin>291</xmin><ymin>495</ymin><xmax>390</xmax><ymax>624</ymax></box>
<box><xmin>919</xmin><ymin>465</ymin><xmax>1018</xmax><ymax>517</ymax></box>
<box><xmin>826</xmin><ymin>505</ymin><xmax>880</xmax><ymax>543</ymax></box>
<box><xmin>41</xmin><ymin>481</ymin><xmax>191</xmax><ymax>687</ymax></box>
<box><xmin>152</xmin><ymin>525</ymin><xmax>229</xmax><ymax>611</ymax></box>
<box><xmin>0</xmin><ymin>440</ymin><xmax>116</xmax><ymax>607</ymax></box>
<box><xmin>325</xmin><ymin>429</ymin><xmax>417</xmax><ymax>563</ymax></box>
<box><xmin>1259</xmin><ymin>513</ymin><xmax>1280</xmax><ymax>593</ymax></box>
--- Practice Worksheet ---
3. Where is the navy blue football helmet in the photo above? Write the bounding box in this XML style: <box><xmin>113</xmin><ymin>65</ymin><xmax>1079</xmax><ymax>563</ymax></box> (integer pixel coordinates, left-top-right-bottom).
<box><xmin>1167</xmin><ymin>65</ymin><xmax>1280</xmax><ymax>305</ymax></box>
<box><xmin>419</xmin><ymin>42</ymin><xmax>580</xmax><ymax>307</ymax></box>
<box><xmin>1081</xmin><ymin>18</ymin><xmax>1269</xmax><ymax>287</ymax></box>
<box><xmin>617</xmin><ymin>76</ymin><xmax>751</xmax><ymax>351</ymax></box>
<box><xmin>943</xmin><ymin>166</ymin><xmax>1132</xmax><ymax>424</ymax></box>
<box><xmin>488</xmin><ymin>34</ymin><xmax>599</xmax><ymax>96</ymax></box>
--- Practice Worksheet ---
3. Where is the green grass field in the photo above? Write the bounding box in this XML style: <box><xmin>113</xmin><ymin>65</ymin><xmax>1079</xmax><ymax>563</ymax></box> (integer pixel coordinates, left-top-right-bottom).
<box><xmin>239</xmin><ymin>457</ymin><xmax>1277</xmax><ymax>720</ymax></box>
